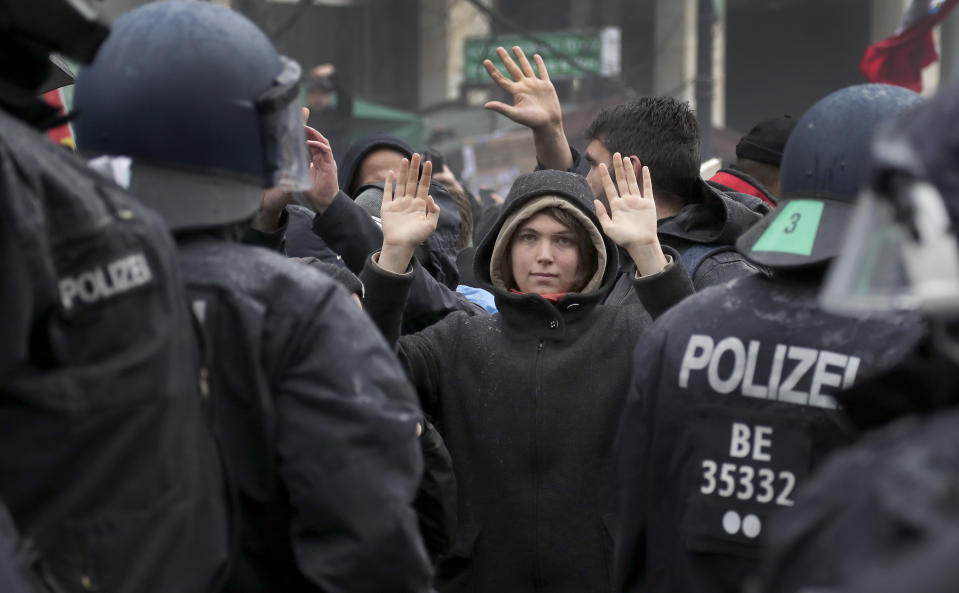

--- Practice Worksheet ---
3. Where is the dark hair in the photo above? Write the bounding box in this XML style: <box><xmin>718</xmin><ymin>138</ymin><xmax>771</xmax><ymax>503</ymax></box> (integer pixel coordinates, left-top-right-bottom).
<box><xmin>505</xmin><ymin>206</ymin><xmax>598</xmax><ymax>293</ymax></box>
<box><xmin>585</xmin><ymin>97</ymin><xmax>701</xmax><ymax>199</ymax></box>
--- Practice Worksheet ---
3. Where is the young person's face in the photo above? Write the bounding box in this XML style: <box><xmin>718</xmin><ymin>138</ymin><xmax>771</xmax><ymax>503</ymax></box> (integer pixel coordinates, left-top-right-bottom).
<box><xmin>353</xmin><ymin>148</ymin><xmax>407</xmax><ymax>194</ymax></box>
<box><xmin>510</xmin><ymin>212</ymin><xmax>581</xmax><ymax>294</ymax></box>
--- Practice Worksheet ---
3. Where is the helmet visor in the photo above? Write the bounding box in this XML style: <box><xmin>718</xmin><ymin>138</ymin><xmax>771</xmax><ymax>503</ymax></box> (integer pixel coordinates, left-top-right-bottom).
<box><xmin>820</xmin><ymin>185</ymin><xmax>959</xmax><ymax>318</ymax></box>
<box><xmin>257</xmin><ymin>56</ymin><xmax>312</xmax><ymax>192</ymax></box>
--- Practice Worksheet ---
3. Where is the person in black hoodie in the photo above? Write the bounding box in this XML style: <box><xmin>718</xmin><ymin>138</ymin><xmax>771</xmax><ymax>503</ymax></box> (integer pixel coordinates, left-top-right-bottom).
<box><xmin>287</xmin><ymin>132</ymin><xmax>465</xmax><ymax>291</ymax></box>
<box><xmin>483</xmin><ymin>46</ymin><xmax>769</xmax><ymax>298</ymax></box>
<box><xmin>359</xmin><ymin>152</ymin><xmax>693</xmax><ymax>593</ymax></box>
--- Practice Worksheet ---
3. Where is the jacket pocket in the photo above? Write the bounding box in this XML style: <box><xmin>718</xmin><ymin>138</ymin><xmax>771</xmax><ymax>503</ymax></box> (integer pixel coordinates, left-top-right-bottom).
<box><xmin>435</xmin><ymin>523</ymin><xmax>480</xmax><ymax>593</ymax></box>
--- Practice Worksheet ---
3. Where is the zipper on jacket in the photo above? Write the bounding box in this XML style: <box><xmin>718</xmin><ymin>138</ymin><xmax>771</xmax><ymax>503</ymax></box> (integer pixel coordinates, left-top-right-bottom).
<box><xmin>199</xmin><ymin>365</ymin><xmax>210</xmax><ymax>400</ymax></box>
<box><xmin>533</xmin><ymin>337</ymin><xmax>545</xmax><ymax>589</ymax></box>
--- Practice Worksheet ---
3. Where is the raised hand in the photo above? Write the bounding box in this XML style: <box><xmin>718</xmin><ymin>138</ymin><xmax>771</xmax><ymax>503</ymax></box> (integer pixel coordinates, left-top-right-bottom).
<box><xmin>595</xmin><ymin>153</ymin><xmax>669</xmax><ymax>276</ymax></box>
<box><xmin>304</xmin><ymin>124</ymin><xmax>339</xmax><ymax>214</ymax></box>
<box><xmin>250</xmin><ymin>186</ymin><xmax>294</xmax><ymax>232</ymax></box>
<box><xmin>483</xmin><ymin>46</ymin><xmax>572</xmax><ymax>171</ymax></box>
<box><xmin>378</xmin><ymin>154</ymin><xmax>440</xmax><ymax>274</ymax></box>
<box><xmin>483</xmin><ymin>46</ymin><xmax>562</xmax><ymax>131</ymax></box>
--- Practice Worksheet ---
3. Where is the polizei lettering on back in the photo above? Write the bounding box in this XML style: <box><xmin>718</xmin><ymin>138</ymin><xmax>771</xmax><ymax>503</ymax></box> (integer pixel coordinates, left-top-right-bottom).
<box><xmin>59</xmin><ymin>253</ymin><xmax>153</xmax><ymax>310</ymax></box>
<box><xmin>678</xmin><ymin>334</ymin><xmax>861</xmax><ymax>409</ymax></box>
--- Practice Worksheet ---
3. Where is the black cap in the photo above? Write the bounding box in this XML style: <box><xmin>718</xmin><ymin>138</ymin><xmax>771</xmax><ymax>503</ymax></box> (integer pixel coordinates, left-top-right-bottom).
<box><xmin>735</xmin><ymin>115</ymin><xmax>796</xmax><ymax>166</ymax></box>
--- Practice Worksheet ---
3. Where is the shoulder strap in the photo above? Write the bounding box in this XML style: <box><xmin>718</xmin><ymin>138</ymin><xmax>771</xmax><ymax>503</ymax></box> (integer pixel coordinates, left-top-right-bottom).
<box><xmin>680</xmin><ymin>244</ymin><xmax>736</xmax><ymax>278</ymax></box>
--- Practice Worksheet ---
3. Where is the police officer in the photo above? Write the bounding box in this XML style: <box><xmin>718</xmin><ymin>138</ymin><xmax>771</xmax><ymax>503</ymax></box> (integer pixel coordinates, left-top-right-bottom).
<box><xmin>757</xmin><ymin>73</ymin><xmax>959</xmax><ymax>593</ymax></box>
<box><xmin>0</xmin><ymin>1</ymin><xmax>230</xmax><ymax>592</ymax></box>
<box><xmin>612</xmin><ymin>84</ymin><xmax>925</xmax><ymax>593</ymax></box>
<box><xmin>73</xmin><ymin>3</ymin><xmax>433</xmax><ymax>592</ymax></box>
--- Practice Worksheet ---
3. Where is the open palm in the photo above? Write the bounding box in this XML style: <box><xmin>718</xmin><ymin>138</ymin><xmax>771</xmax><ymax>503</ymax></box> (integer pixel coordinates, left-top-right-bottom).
<box><xmin>381</xmin><ymin>154</ymin><xmax>440</xmax><ymax>249</ymax></box>
<box><xmin>483</xmin><ymin>46</ymin><xmax>562</xmax><ymax>130</ymax></box>
<box><xmin>595</xmin><ymin>153</ymin><xmax>659</xmax><ymax>250</ymax></box>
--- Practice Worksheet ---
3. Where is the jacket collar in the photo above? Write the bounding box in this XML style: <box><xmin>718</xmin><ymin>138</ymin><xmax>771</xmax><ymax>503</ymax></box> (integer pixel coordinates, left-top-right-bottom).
<box><xmin>493</xmin><ymin>283</ymin><xmax>610</xmax><ymax>340</ymax></box>
<box><xmin>710</xmin><ymin>168</ymin><xmax>777</xmax><ymax>206</ymax></box>
<box><xmin>657</xmin><ymin>177</ymin><xmax>768</xmax><ymax>247</ymax></box>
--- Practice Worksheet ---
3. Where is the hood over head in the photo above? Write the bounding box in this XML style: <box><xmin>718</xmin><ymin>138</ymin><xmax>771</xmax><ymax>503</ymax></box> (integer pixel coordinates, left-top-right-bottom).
<box><xmin>657</xmin><ymin>177</ymin><xmax>769</xmax><ymax>247</ymax></box>
<box><xmin>337</xmin><ymin>134</ymin><xmax>414</xmax><ymax>195</ymax></box>
<box><xmin>474</xmin><ymin>169</ymin><xmax>617</xmax><ymax>296</ymax></box>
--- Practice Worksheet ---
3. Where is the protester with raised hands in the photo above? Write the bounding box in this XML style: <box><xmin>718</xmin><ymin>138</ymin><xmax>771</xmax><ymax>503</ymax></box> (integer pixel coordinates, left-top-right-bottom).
<box><xmin>360</xmin><ymin>151</ymin><xmax>693</xmax><ymax>593</ymax></box>
<box><xmin>484</xmin><ymin>45</ymin><xmax>767</xmax><ymax>295</ymax></box>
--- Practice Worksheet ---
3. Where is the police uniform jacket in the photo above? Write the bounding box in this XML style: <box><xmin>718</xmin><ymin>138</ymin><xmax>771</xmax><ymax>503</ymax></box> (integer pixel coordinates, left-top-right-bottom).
<box><xmin>614</xmin><ymin>271</ymin><xmax>923</xmax><ymax>593</ymax></box>
<box><xmin>759</xmin><ymin>408</ymin><xmax>959</xmax><ymax>593</ymax></box>
<box><xmin>176</xmin><ymin>237</ymin><xmax>433</xmax><ymax>593</ymax></box>
<box><xmin>360</xmin><ymin>169</ymin><xmax>695</xmax><ymax>593</ymax></box>
<box><xmin>0</xmin><ymin>107</ymin><xmax>229</xmax><ymax>593</ymax></box>
<box><xmin>757</xmin><ymin>339</ymin><xmax>959</xmax><ymax>593</ymax></box>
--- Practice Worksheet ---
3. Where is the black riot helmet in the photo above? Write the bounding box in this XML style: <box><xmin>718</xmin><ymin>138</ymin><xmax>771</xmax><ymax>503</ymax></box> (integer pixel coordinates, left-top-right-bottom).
<box><xmin>74</xmin><ymin>1</ymin><xmax>312</xmax><ymax>231</ymax></box>
<box><xmin>820</xmin><ymin>74</ymin><xmax>959</xmax><ymax>321</ymax></box>
<box><xmin>0</xmin><ymin>0</ymin><xmax>109</xmax><ymax>125</ymax></box>
<box><xmin>0</xmin><ymin>0</ymin><xmax>110</xmax><ymax>76</ymax></box>
<box><xmin>737</xmin><ymin>84</ymin><xmax>922</xmax><ymax>270</ymax></box>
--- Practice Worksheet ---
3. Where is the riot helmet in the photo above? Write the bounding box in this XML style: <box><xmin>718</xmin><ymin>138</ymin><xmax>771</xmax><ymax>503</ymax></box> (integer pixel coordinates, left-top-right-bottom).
<box><xmin>74</xmin><ymin>1</ymin><xmax>311</xmax><ymax>231</ymax></box>
<box><xmin>737</xmin><ymin>84</ymin><xmax>922</xmax><ymax>270</ymax></box>
<box><xmin>0</xmin><ymin>0</ymin><xmax>110</xmax><ymax>77</ymax></box>
<box><xmin>820</xmin><ymin>74</ymin><xmax>959</xmax><ymax>320</ymax></box>
<box><xmin>0</xmin><ymin>0</ymin><xmax>109</xmax><ymax>126</ymax></box>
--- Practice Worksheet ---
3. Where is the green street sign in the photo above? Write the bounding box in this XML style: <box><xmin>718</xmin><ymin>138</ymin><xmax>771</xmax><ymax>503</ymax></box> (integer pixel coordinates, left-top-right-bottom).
<box><xmin>463</xmin><ymin>27</ymin><xmax>620</xmax><ymax>82</ymax></box>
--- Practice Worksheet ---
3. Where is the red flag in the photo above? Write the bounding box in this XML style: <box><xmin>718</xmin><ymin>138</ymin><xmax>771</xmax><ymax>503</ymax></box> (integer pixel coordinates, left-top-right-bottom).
<box><xmin>859</xmin><ymin>0</ymin><xmax>959</xmax><ymax>92</ymax></box>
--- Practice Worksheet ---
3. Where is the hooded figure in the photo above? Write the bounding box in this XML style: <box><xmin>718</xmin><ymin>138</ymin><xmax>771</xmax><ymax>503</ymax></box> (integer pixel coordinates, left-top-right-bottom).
<box><xmin>286</xmin><ymin>133</ymin><xmax>463</xmax><ymax>289</ymax></box>
<box><xmin>360</xmin><ymin>162</ymin><xmax>694</xmax><ymax>593</ymax></box>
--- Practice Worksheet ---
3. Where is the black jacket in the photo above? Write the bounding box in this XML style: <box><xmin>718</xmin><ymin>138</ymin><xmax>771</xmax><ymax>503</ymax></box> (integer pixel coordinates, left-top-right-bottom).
<box><xmin>361</xmin><ymin>169</ymin><xmax>694</xmax><ymax>593</ymax></box>
<box><xmin>176</xmin><ymin>237</ymin><xmax>433</xmax><ymax>593</ymax></box>
<box><xmin>614</xmin><ymin>271</ymin><xmax>924</xmax><ymax>593</ymax></box>
<box><xmin>283</xmin><ymin>204</ymin><xmax>346</xmax><ymax>266</ymax></box>
<box><xmin>756</xmin><ymin>336</ymin><xmax>959</xmax><ymax>593</ymax></box>
<box><xmin>0</xmin><ymin>502</ymin><xmax>47</xmax><ymax>593</ymax></box>
<box><xmin>0</xmin><ymin>107</ymin><xmax>229</xmax><ymax>593</ymax></box>
<box><xmin>603</xmin><ymin>178</ymin><xmax>769</xmax><ymax>305</ymax></box>
<box><xmin>759</xmin><ymin>405</ymin><xmax>959</xmax><ymax>593</ymax></box>
<box><xmin>657</xmin><ymin>178</ymin><xmax>768</xmax><ymax>285</ymax></box>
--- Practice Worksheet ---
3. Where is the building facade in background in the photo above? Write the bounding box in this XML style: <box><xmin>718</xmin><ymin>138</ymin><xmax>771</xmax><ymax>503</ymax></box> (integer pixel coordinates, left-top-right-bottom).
<box><xmin>95</xmin><ymin>0</ymin><xmax>958</xmax><ymax>191</ymax></box>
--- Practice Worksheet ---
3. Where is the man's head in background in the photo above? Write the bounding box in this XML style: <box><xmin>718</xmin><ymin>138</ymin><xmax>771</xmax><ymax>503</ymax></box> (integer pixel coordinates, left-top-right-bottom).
<box><xmin>584</xmin><ymin>96</ymin><xmax>701</xmax><ymax>215</ymax></box>
<box><xmin>338</xmin><ymin>134</ymin><xmax>415</xmax><ymax>196</ymax></box>
<box><xmin>734</xmin><ymin>115</ymin><xmax>796</xmax><ymax>195</ymax></box>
